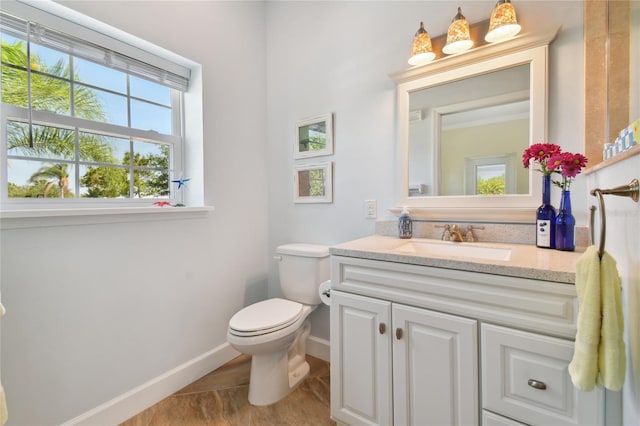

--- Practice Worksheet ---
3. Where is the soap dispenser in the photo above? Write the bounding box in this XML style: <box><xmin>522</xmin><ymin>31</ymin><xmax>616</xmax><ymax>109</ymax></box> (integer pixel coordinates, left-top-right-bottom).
<box><xmin>398</xmin><ymin>206</ymin><xmax>413</xmax><ymax>239</ymax></box>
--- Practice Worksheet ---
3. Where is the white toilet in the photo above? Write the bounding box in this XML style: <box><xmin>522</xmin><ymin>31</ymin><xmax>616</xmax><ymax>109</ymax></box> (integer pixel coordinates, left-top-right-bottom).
<box><xmin>227</xmin><ymin>243</ymin><xmax>330</xmax><ymax>406</ymax></box>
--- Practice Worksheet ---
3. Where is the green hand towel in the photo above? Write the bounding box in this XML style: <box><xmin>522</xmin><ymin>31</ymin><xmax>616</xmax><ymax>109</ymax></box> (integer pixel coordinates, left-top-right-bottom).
<box><xmin>597</xmin><ymin>250</ymin><xmax>625</xmax><ymax>391</ymax></box>
<box><xmin>569</xmin><ymin>246</ymin><xmax>601</xmax><ymax>391</ymax></box>
<box><xmin>568</xmin><ymin>245</ymin><xmax>626</xmax><ymax>392</ymax></box>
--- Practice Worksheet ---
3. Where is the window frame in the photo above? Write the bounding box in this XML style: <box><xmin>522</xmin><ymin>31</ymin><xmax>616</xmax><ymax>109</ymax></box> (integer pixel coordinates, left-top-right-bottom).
<box><xmin>0</xmin><ymin>0</ymin><xmax>204</xmax><ymax>214</ymax></box>
<box><xmin>1</xmin><ymin>102</ymin><xmax>184</xmax><ymax>209</ymax></box>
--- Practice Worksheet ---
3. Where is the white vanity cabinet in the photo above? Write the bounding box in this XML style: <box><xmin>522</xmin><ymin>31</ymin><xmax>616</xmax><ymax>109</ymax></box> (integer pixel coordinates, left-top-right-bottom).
<box><xmin>330</xmin><ymin>290</ymin><xmax>478</xmax><ymax>426</ymax></box>
<box><xmin>329</xmin><ymin>255</ymin><xmax>604</xmax><ymax>426</ymax></box>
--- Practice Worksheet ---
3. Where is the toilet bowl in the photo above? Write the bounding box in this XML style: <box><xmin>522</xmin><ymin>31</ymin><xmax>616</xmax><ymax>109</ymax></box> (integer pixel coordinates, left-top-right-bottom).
<box><xmin>226</xmin><ymin>243</ymin><xmax>330</xmax><ymax>406</ymax></box>
<box><xmin>227</xmin><ymin>298</ymin><xmax>315</xmax><ymax>405</ymax></box>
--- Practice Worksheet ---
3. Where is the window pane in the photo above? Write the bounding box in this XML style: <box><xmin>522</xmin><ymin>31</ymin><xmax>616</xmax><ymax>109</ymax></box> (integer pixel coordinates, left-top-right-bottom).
<box><xmin>7</xmin><ymin>121</ymin><xmax>75</xmax><ymax>160</ymax></box>
<box><xmin>7</xmin><ymin>159</ymin><xmax>74</xmax><ymax>198</ymax></box>
<box><xmin>78</xmin><ymin>131</ymin><xmax>129</xmax><ymax>164</ymax></box>
<box><xmin>1</xmin><ymin>66</ymin><xmax>28</xmax><ymax>107</ymax></box>
<box><xmin>74</xmin><ymin>57</ymin><xmax>126</xmax><ymax>94</ymax></box>
<box><xmin>476</xmin><ymin>164</ymin><xmax>506</xmax><ymax>195</ymax></box>
<box><xmin>80</xmin><ymin>164</ymin><xmax>129</xmax><ymax>198</ymax></box>
<box><xmin>1</xmin><ymin>34</ymin><xmax>26</xmax><ymax>67</ymax></box>
<box><xmin>75</xmin><ymin>85</ymin><xmax>126</xmax><ymax>125</ymax></box>
<box><xmin>131</xmin><ymin>99</ymin><xmax>171</xmax><ymax>133</ymax></box>
<box><xmin>31</xmin><ymin>74</ymin><xmax>71</xmax><ymax>115</ymax></box>
<box><xmin>133</xmin><ymin>141</ymin><xmax>169</xmax><ymax>167</ymax></box>
<box><xmin>132</xmin><ymin>169</ymin><xmax>169</xmax><ymax>198</ymax></box>
<box><xmin>31</xmin><ymin>42</ymin><xmax>69</xmax><ymax>76</ymax></box>
<box><xmin>130</xmin><ymin>76</ymin><xmax>170</xmax><ymax>106</ymax></box>
<box><xmin>130</xmin><ymin>141</ymin><xmax>169</xmax><ymax>198</ymax></box>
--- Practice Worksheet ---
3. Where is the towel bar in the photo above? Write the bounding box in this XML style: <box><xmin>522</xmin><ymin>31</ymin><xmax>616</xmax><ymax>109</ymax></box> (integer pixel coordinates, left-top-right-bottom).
<box><xmin>589</xmin><ymin>178</ymin><xmax>639</xmax><ymax>258</ymax></box>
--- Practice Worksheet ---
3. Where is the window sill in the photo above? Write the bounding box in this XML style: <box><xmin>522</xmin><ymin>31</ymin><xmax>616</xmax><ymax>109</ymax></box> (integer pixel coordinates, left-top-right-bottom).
<box><xmin>0</xmin><ymin>205</ymin><xmax>214</xmax><ymax>229</ymax></box>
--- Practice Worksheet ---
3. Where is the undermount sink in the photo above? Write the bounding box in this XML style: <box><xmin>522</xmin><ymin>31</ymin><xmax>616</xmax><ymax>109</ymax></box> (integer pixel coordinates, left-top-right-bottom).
<box><xmin>393</xmin><ymin>239</ymin><xmax>512</xmax><ymax>261</ymax></box>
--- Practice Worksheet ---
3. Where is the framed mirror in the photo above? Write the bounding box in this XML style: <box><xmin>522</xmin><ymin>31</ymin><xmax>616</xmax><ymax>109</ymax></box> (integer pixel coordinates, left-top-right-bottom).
<box><xmin>394</xmin><ymin>30</ymin><xmax>557</xmax><ymax>221</ymax></box>
<box><xmin>294</xmin><ymin>113</ymin><xmax>333</xmax><ymax>159</ymax></box>
<box><xmin>293</xmin><ymin>162</ymin><xmax>333</xmax><ymax>203</ymax></box>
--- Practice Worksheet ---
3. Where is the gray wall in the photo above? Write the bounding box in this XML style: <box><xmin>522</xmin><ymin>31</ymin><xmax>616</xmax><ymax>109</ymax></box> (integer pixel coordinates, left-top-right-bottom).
<box><xmin>1</xmin><ymin>1</ymin><xmax>268</xmax><ymax>424</ymax></box>
<box><xmin>4</xmin><ymin>1</ymin><xmax>638</xmax><ymax>425</ymax></box>
<box><xmin>264</xmin><ymin>0</ymin><xmax>586</xmax><ymax>341</ymax></box>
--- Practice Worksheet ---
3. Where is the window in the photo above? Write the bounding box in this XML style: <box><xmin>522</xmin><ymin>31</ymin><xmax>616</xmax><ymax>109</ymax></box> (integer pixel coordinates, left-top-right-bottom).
<box><xmin>464</xmin><ymin>154</ymin><xmax>517</xmax><ymax>195</ymax></box>
<box><xmin>1</xmin><ymin>4</ymin><xmax>195</xmax><ymax>210</ymax></box>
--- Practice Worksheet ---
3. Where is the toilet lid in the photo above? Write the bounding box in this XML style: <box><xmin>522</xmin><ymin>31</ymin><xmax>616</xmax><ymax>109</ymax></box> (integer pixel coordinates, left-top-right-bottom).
<box><xmin>229</xmin><ymin>298</ymin><xmax>303</xmax><ymax>334</ymax></box>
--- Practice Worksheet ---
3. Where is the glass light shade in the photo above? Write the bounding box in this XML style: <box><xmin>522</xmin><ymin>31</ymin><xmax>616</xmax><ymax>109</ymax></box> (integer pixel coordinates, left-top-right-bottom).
<box><xmin>442</xmin><ymin>7</ymin><xmax>474</xmax><ymax>55</ymax></box>
<box><xmin>408</xmin><ymin>22</ymin><xmax>436</xmax><ymax>66</ymax></box>
<box><xmin>485</xmin><ymin>0</ymin><xmax>522</xmax><ymax>43</ymax></box>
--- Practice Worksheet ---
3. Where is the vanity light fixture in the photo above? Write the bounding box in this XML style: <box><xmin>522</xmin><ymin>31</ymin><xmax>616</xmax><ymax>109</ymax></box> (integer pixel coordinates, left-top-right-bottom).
<box><xmin>408</xmin><ymin>21</ymin><xmax>436</xmax><ymax>66</ymax></box>
<box><xmin>485</xmin><ymin>0</ymin><xmax>522</xmax><ymax>43</ymax></box>
<box><xmin>442</xmin><ymin>6</ymin><xmax>474</xmax><ymax>55</ymax></box>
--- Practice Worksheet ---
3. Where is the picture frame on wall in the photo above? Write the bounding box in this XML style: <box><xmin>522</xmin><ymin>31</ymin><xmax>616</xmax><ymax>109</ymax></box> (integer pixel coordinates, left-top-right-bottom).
<box><xmin>293</xmin><ymin>162</ymin><xmax>333</xmax><ymax>203</ymax></box>
<box><xmin>294</xmin><ymin>113</ymin><xmax>333</xmax><ymax>159</ymax></box>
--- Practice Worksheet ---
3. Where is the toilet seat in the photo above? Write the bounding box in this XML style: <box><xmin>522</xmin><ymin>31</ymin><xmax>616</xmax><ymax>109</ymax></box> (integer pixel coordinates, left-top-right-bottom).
<box><xmin>228</xmin><ymin>298</ymin><xmax>303</xmax><ymax>337</ymax></box>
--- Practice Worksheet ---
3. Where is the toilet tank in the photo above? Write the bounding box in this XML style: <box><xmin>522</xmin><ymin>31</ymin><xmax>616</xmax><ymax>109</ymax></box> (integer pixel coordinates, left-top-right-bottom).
<box><xmin>276</xmin><ymin>243</ymin><xmax>330</xmax><ymax>305</ymax></box>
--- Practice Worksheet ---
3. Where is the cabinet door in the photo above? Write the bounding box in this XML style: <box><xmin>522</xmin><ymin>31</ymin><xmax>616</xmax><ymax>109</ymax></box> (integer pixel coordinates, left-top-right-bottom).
<box><xmin>393</xmin><ymin>304</ymin><xmax>478</xmax><ymax>426</ymax></box>
<box><xmin>330</xmin><ymin>291</ymin><xmax>392</xmax><ymax>426</ymax></box>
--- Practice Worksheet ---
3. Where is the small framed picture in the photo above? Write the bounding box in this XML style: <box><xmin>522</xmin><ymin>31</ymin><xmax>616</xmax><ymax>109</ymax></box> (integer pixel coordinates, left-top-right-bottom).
<box><xmin>294</xmin><ymin>113</ymin><xmax>333</xmax><ymax>159</ymax></box>
<box><xmin>293</xmin><ymin>162</ymin><xmax>333</xmax><ymax>203</ymax></box>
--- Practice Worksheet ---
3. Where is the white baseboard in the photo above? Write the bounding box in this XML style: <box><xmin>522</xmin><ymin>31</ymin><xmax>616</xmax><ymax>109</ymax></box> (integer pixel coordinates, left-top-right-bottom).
<box><xmin>307</xmin><ymin>335</ymin><xmax>330</xmax><ymax>362</ymax></box>
<box><xmin>61</xmin><ymin>336</ymin><xmax>330</xmax><ymax>425</ymax></box>
<box><xmin>61</xmin><ymin>343</ymin><xmax>240</xmax><ymax>426</ymax></box>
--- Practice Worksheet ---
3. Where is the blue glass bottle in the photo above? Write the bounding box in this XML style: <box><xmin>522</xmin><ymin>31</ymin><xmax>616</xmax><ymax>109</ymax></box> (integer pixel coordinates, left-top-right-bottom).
<box><xmin>555</xmin><ymin>190</ymin><xmax>575</xmax><ymax>251</ymax></box>
<box><xmin>536</xmin><ymin>175</ymin><xmax>556</xmax><ymax>248</ymax></box>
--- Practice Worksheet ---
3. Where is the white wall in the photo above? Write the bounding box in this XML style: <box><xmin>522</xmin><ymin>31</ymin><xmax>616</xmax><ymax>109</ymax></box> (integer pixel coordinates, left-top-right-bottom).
<box><xmin>588</xmin><ymin>157</ymin><xmax>640</xmax><ymax>426</ymax></box>
<box><xmin>1</xmin><ymin>1</ymin><xmax>268</xmax><ymax>424</ymax></box>
<box><xmin>5</xmin><ymin>1</ymin><xmax>637</xmax><ymax>425</ymax></box>
<box><xmin>265</xmin><ymin>0</ymin><xmax>585</xmax><ymax>341</ymax></box>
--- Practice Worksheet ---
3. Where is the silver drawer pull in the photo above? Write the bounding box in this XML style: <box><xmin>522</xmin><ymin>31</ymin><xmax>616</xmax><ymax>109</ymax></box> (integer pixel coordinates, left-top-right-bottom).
<box><xmin>528</xmin><ymin>379</ymin><xmax>547</xmax><ymax>390</ymax></box>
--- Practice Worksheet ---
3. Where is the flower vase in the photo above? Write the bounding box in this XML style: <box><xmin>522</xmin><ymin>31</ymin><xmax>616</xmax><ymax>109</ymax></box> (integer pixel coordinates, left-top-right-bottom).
<box><xmin>536</xmin><ymin>175</ymin><xmax>556</xmax><ymax>248</ymax></box>
<box><xmin>555</xmin><ymin>190</ymin><xmax>575</xmax><ymax>251</ymax></box>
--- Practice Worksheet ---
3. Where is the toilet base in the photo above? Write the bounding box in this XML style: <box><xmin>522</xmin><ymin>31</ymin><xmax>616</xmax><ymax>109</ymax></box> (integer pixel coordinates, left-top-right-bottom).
<box><xmin>248</xmin><ymin>321</ymin><xmax>311</xmax><ymax>406</ymax></box>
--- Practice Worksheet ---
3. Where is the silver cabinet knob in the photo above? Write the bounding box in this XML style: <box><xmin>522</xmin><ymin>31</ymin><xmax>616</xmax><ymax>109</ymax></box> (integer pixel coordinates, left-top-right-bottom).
<box><xmin>528</xmin><ymin>379</ymin><xmax>547</xmax><ymax>390</ymax></box>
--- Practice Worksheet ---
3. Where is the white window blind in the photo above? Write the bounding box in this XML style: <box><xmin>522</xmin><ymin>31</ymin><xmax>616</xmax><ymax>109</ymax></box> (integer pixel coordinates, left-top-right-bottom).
<box><xmin>0</xmin><ymin>10</ymin><xmax>190</xmax><ymax>91</ymax></box>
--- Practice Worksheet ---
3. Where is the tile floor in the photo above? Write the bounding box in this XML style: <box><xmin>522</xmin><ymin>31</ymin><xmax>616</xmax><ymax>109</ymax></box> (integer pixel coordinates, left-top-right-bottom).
<box><xmin>119</xmin><ymin>354</ymin><xmax>335</xmax><ymax>426</ymax></box>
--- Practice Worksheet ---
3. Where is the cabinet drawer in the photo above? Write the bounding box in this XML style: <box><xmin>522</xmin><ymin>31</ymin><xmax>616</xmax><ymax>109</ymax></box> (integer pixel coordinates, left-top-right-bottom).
<box><xmin>482</xmin><ymin>324</ymin><xmax>602</xmax><ymax>426</ymax></box>
<box><xmin>483</xmin><ymin>410</ymin><xmax>527</xmax><ymax>426</ymax></box>
<box><xmin>332</xmin><ymin>256</ymin><xmax>578</xmax><ymax>338</ymax></box>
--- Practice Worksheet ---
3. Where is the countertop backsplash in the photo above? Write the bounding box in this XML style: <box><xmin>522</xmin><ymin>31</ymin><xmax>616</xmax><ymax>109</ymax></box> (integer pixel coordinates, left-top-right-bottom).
<box><xmin>375</xmin><ymin>220</ymin><xmax>589</xmax><ymax>247</ymax></box>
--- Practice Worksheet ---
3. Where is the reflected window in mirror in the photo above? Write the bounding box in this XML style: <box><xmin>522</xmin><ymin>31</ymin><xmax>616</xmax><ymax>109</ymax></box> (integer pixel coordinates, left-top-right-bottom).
<box><xmin>476</xmin><ymin>164</ymin><xmax>506</xmax><ymax>195</ymax></box>
<box><xmin>464</xmin><ymin>154</ymin><xmax>518</xmax><ymax>195</ymax></box>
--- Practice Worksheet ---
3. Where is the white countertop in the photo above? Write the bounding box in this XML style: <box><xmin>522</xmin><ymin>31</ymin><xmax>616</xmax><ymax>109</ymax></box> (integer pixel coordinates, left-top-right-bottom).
<box><xmin>330</xmin><ymin>235</ymin><xmax>584</xmax><ymax>284</ymax></box>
